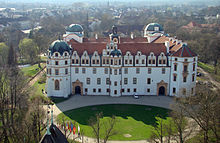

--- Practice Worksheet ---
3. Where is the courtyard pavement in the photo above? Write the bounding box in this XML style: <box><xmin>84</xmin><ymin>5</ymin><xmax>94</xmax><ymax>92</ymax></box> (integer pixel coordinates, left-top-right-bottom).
<box><xmin>53</xmin><ymin>95</ymin><xmax>174</xmax><ymax>116</ymax></box>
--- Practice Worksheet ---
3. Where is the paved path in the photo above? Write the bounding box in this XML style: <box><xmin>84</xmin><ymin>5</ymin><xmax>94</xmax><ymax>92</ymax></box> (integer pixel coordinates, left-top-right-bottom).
<box><xmin>197</xmin><ymin>67</ymin><xmax>220</xmax><ymax>90</ymax></box>
<box><xmin>53</xmin><ymin>95</ymin><xmax>174</xmax><ymax>116</ymax></box>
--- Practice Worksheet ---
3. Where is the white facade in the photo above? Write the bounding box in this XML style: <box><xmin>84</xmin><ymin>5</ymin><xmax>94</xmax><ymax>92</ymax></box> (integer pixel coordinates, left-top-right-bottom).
<box><xmin>46</xmin><ymin>23</ymin><xmax>197</xmax><ymax>98</ymax></box>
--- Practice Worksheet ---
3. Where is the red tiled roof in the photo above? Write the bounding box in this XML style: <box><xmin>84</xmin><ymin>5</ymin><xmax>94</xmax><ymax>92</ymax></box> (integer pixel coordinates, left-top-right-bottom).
<box><xmin>118</xmin><ymin>43</ymin><xmax>166</xmax><ymax>56</ymax></box>
<box><xmin>69</xmin><ymin>41</ymin><xmax>166</xmax><ymax>56</ymax></box>
<box><xmin>172</xmin><ymin>45</ymin><xmax>197</xmax><ymax>57</ymax></box>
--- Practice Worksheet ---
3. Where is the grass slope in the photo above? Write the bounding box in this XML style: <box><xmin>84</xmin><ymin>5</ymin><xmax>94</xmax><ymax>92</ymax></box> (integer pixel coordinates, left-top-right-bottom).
<box><xmin>57</xmin><ymin>104</ymin><xmax>171</xmax><ymax>141</ymax></box>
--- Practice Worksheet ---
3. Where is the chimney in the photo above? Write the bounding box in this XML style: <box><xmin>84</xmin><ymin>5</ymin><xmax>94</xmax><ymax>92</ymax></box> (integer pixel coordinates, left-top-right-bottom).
<box><xmin>95</xmin><ymin>34</ymin><xmax>98</xmax><ymax>40</ymax></box>
<box><xmin>165</xmin><ymin>41</ymin><xmax>170</xmax><ymax>54</ymax></box>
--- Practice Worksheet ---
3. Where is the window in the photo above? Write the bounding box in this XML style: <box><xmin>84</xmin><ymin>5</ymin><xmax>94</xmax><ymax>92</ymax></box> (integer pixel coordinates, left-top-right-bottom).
<box><xmin>114</xmin><ymin>81</ymin><xmax>117</xmax><ymax>86</ymax></box>
<box><xmin>65</xmin><ymin>60</ymin><xmax>68</xmax><ymax>65</ymax></box>
<box><xmin>159</xmin><ymin>60</ymin><xmax>162</xmax><ymax>64</ymax></box>
<box><xmin>114</xmin><ymin>90</ymin><xmax>117</xmax><ymax>94</ymax></box>
<box><xmin>125</xmin><ymin>59</ymin><xmax>128</xmax><ymax>64</ymax></box>
<box><xmin>173</xmin><ymin>75</ymin><xmax>177</xmax><ymax>81</ymax></box>
<box><xmin>106</xmin><ymin>78</ymin><xmax>110</xmax><ymax>85</ymax></box>
<box><xmin>148</xmin><ymin>68</ymin><xmax>151</xmax><ymax>74</ymax></box>
<box><xmin>97</xmin><ymin>78</ymin><xmax>101</xmax><ymax>85</ymax></box>
<box><xmin>82</xmin><ymin>59</ymin><xmax>85</xmax><ymax>64</ymax></box>
<box><xmin>97</xmin><ymin>60</ymin><xmax>99</xmax><ymax>64</ymax></box>
<box><xmin>47</xmin><ymin>69</ymin><xmax>48</xmax><ymax>74</ymax></box>
<box><xmin>105</xmin><ymin>68</ymin><xmax>108</xmax><ymax>74</ymax></box>
<box><xmin>85</xmin><ymin>88</ymin><xmax>88</xmax><ymax>93</ymax></box>
<box><xmin>93</xmin><ymin>88</ymin><xmax>96</xmax><ymax>93</ymax></box>
<box><xmin>49</xmin><ymin>69</ymin><xmax>51</xmax><ymax>75</ymax></box>
<box><xmin>182</xmin><ymin>88</ymin><xmax>186</xmax><ymax>95</ymax></box>
<box><xmin>72</xmin><ymin>59</ymin><xmax>74</xmax><ymax>64</ymax></box>
<box><xmin>136</xmin><ymin>60</ymin><xmax>139</xmax><ymax>64</ymax></box>
<box><xmin>133</xmin><ymin>88</ymin><xmax>137</xmax><ymax>92</ymax></box>
<box><xmin>86</xmin><ymin>78</ymin><xmax>90</xmax><ymax>84</ymax></box>
<box><xmin>124</xmin><ymin>78</ymin><xmax>128</xmax><ymax>84</ymax></box>
<box><xmin>119</xmin><ymin>69</ymin><xmax>122</xmax><ymax>74</ymax></box>
<box><xmin>65</xmin><ymin>68</ymin><xmax>68</xmax><ymax>74</ymax></box>
<box><xmin>133</xmin><ymin>78</ymin><xmax>137</xmax><ymax>84</ymax></box>
<box><xmin>65</xmin><ymin>53</ymin><xmax>67</xmax><ymax>56</ymax></box>
<box><xmin>86</xmin><ymin>59</ymin><xmax>89</xmax><ymax>64</ymax></box>
<box><xmin>152</xmin><ymin>59</ymin><xmax>155</xmax><ymax>64</ymax></box>
<box><xmin>163</xmin><ymin>59</ymin><xmax>166</xmax><ymax>64</ymax></box>
<box><xmin>111</xmin><ymin>59</ymin><xmax>113</xmax><ymax>65</ymax></box>
<box><xmin>55</xmin><ymin>69</ymin><xmax>59</xmax><ymax>75</ymax></box>
<box><xmin>174</xmin><ymin>64</ymin><xmax>177</xmax><ymax>71</ymax></box>
<box><xmin>183</xmin><ymin>65</ymin><xmax>188</xmax><ymax>72</ymax></box>
<box><xmin>92</xmin><ymin>60</ymin><xmax>95</xmax><ymax>64</ymax></box>
<box><xmin>75</xmin><ymin>68</ymin><xmax>79</xmax><ymax>73</ymax></box>
<box><xmin>162</xmin><ymin>68</ymin><xmax>165</xmax><ymax>74</ymax></box>
<box><xmin>192</xmin><ymin>74</ymin><xmax>195</xmax><ymax>82</ymax></box>
<box><xmin>103</xmin><ymin>59</ymin><xmax>105</xmax><ymax>64</ymax></box>
<box><xmin>55</xmin><ymin>53</ymin><xmax>58</xmax><ymax>57</ymax></box>
<box><xmin>127</xmin><ymin>88</ymin><xmax>130</xmax><ymax>92</ymax></box>
<box><xmin>76</xmin><ymin>59</ymin><xmax>79</xmax><ymax>64</ymax></box>
<box><xmin>191</xmin><ymin>88</ymin><xmax>194</xmax><ymax>94</ymax></box>
<box><xmin>106</xmin><ymin>59</ymin><xmax>109</xmax><ymax>64</ymax></box>
<box><xmin>142</xmin><ymin>59</ymin><xmax>145</xmax><ymax>64</ymax></box>
<box><xmin>114</xmin><ymin>69</ymin><xmax>117</xmax><ymax>75</ymax></box>
<box><xmin>173</xmin><ymin>88</ymin><xmax>176</xmax><ymax>94</ymax></box>
<box><xmin>183</xmin><ymin>76</ymin><xmax>187</xmax><ymax>82</ymax></box>
<box><xmin>98</xmin><ymin>88</ymin><xmax>101</xmax><ymax>93</ymax></box>
<box><xmin>93</xmin><ymin>68</ymin><xmax>96</xmax><ymax>74</ymax></box>
<box><xmin>184</xmin><ymin>59</ymin><xmax>188</xmax><ymax>62</ymax></box>
<box><xmin>147</xmin><ymin>88</ymin><xmax>150</xmax><ymax>92</ymax></box>
<box><xmin>119</xmin><ymin>59</ymin><xmax>121</xmax><ymax>65</ymax></box>
<box><xmin>136</xmin><ymin>68</ymin><xmax>140</xmax><ymax>74</ymax></box>
<box><xmin>175</xmin><ymin>58</ymin><xmax>177</xmax><ymax>61</ymax></box>
<box><xmin>55</xmin><ymin>80</ymin><xmax>59</xmax><ymax>90</ymax></box>
<box><xmin>47</xmin><ymin>61</ymin><xmax>49</xmax><ymax>64</ymax></box>
<box><xmin>124</xmin><ymin>68</ymin><xmax>128</xmax><ymax>74</ymax></box>
<box><xmin>129</xmin><ymin>60</ymin><xmax>132</xmax><ymax>64</ymax></box>
<box><xmin>55</xmin><ymin>61</ymin><xmax>59</xmax><ymax>65</ymax></box>
<box><xmin>121</xmin><ymin>89</ymin><xmax>124</xmax><ymax>93</ymax></box>
<box><xmin>82</xmin><ymin>68</ymin><xmax>86</xmax><ymax>74</ymax></box>
<box><xmin>147</xmin><ymin>78</ymin><xmax>151</xmax><ymax>84</ymax></box>
<box><xmin>107</xmin><ymin>88</ymin><xmax>110</xmax><ymax>93</ymax></box>
<box><xmin>193</xmin><ymin>63</ymin><xmax>195</xmax><ymax>71</ymax></box>
<box><xmin>149</xmin><ymin>60</ymin><xmax>152</xmax><ymax>64</ymax></box>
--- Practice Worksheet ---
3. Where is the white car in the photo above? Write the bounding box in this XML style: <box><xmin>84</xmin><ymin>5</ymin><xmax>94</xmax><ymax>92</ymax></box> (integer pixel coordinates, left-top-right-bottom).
<box><xmin>133</xmin><ymin>94</ymin><xmax>139</xmax><ymax>99</ymax></box>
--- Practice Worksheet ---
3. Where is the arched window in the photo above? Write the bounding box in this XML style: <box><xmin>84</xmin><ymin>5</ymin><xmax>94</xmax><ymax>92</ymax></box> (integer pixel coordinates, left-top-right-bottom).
<box><xmin>55</xmin><ymin>80</ymin><xmax>60</xmax><ymax>90</ymax></box>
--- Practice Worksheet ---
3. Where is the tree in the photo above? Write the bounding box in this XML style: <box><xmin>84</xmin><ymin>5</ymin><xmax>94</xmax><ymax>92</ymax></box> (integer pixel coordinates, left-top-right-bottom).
<box><xmin>0</xmin><ymin>42</ymin><xmax>9</xmax><ymax>66</ymax></box>
<box><xmin>149</xmin><ymin>117</ymin><xmax>166</xmax><ymax>143</ymax></box>
<box><xmin>19</xmin><ymin>38</ymin><xmax>39</xmax><ymax>64</ymax></box>
<box><xmin>176</xmin><ymin>84</ymin><xmax>220</xmax><ymax>143</ymax></box>
<box><xmin>88</xmin><ymin>112</ymin><xmax>118</xmax><ymax>143</ymax></box>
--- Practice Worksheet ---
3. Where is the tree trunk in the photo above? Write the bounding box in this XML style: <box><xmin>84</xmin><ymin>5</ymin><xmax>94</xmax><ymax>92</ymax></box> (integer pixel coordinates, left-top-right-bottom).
<box><xmin>204</xmin><ymin>130</ymin><xmax>209</xmax><ymax>143</ymax></box>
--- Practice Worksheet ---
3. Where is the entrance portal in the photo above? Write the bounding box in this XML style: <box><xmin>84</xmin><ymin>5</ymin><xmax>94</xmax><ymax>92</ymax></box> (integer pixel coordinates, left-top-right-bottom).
<box><xmin>159</xmin><ymin>86</ymin><xmax>165</xmax><ymax>96</ymax></box>
<box><xmin>75</xmin><ymin>86</ymin><xmax>81</xmax><ymax>94</ymax></box>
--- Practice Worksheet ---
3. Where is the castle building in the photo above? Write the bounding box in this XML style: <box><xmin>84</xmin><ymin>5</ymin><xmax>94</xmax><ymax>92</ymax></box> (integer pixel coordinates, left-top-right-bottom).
<box><xmin>46</xmin><ymin>23</ymin><xmax>197</xmax><ymax>98</ymax></box>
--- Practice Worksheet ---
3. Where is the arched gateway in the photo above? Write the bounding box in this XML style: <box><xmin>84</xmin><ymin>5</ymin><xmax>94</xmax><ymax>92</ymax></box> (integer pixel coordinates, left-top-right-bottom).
<box><xmin>157</xmin><ymin>80</ymin><xmax>168</xmax><ymax>96</ymax></box>
<box><xmin>72</xmin><ymin>79</ymin><xmax>83</xmax><ymax>95</ymax></box>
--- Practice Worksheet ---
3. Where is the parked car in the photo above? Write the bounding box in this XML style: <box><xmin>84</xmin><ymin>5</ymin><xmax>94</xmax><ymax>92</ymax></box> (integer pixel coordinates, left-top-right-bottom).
<box><xmin>133</xmin><ymin>93</ymin><xmax>139</xmax><ymax>99</ymax></box>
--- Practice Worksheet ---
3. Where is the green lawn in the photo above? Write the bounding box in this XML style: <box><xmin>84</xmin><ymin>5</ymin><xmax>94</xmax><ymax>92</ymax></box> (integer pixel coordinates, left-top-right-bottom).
<box><xmin>21</xmin><ymin>63</ymin><xmax>45</xmax><ymax>79</ymax></box>
<box><xmin>57</xmin><ymin>104</ymin><xmax>171</xmax><ymax>141</ymax></box>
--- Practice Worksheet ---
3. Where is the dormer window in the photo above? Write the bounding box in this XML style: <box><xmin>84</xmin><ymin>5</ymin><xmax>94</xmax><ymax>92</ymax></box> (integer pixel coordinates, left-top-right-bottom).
<box><xmin>65</xmin><ymin>53</ymin><xmax>67</xmax><ymax>56</ymax></box>
<box><xmin>154</xmin><ymin>27</ymin><xmax>159</xmax><ymax>31</ymax></box>
<box><xmin>55</xmin><ymin>61</ymin><xmax>59</xmax><ymax>65</ymax></box>
<box><xmin>55</xmin><ymin>53</ymin><xmax>58</xmax><ymax>57</ymax></box>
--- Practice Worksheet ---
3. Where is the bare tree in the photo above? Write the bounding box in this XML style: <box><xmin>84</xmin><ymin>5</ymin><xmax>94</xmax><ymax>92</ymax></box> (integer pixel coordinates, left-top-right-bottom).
<box><xmin>89</xmin><ymin>112</ymin><xmax>118</xmax><ymax>143</ymax></box>
<box><xmin>176</xmin><ymin>84</ymin><xmax>220</xmax><ymax>143</ymax></box>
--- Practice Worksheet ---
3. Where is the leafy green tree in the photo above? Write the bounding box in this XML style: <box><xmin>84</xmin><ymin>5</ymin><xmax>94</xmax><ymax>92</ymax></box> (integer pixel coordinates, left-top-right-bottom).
<box><xmin>19</xmin><ymin>38</ymin><xmax>39</xmax><ymax>64</ymax></box>
<box><xmin>0</xmin><ymin>42</ymin><xmax>9</xmax><ymax>66</ymax></box>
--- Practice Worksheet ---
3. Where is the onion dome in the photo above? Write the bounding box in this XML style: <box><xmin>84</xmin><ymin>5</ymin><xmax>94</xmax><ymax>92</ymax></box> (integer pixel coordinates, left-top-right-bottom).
<box><xmin>145</xmin><ymin>23</ymin><xmax>163</xmax><ymax>31</ymax></box>
<box><xmin>49</xmin><ymin>40</ymin><xmax>71</xmax><ymax>56</ymax></box>
<box><xmin>66</xmin><ymin>24</ymin><xmax>83</xmax><ymax>33</ymax></box>
<box><xmin>110</xmin><ymin>49</ymin><xmax>121</xmax><ymax>56</ymax></box>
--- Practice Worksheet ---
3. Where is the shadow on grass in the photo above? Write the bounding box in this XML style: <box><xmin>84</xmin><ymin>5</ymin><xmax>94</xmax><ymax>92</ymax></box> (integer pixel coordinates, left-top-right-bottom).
<box><xmin>49</xmin><ymin>97</ymin><xmax>69</xmax><ymax>104</ymax></box>
<box><xmin>61</xmin><ymin>104</ymin><xmax>170</xmax><ymax>126</ymax></box>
